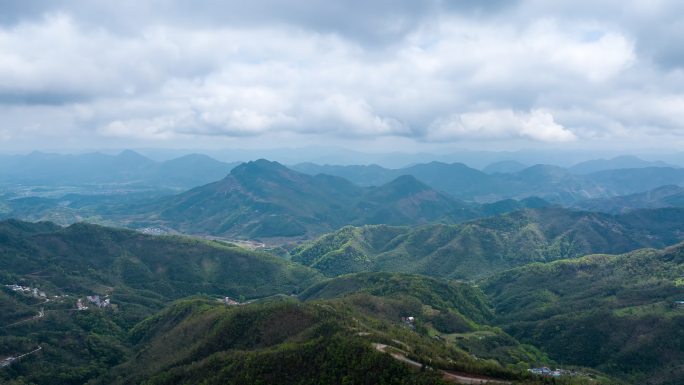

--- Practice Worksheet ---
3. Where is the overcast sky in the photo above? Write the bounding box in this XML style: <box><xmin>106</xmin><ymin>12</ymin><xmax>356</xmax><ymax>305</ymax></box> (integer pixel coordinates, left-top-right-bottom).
<box><xmin>1</xmin><ymin>0</ymin><xmax>683</xmax><ymax>153</ymax></box>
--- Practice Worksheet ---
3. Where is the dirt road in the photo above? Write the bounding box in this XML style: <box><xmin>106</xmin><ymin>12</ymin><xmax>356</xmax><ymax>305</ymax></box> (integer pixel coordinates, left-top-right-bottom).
<box><xmin>372</xmin><ymin>343</ymin><xmax>510</xmax><ymax>385</ymax></box>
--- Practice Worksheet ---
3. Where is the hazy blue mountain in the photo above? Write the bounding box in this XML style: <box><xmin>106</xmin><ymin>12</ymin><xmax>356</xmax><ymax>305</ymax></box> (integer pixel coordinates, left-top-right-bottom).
<box><xmin>139</xmin><ymin>160</ymin><xmax>485</xmax><ymax>239</ymax></box>
<box><xmin>569</xmin><ymin>155</ymin><xmax>674</xmax><ymax>174</ymax></box>
<box><xmin>482</xmin><ymin>160</ymin><xmax>528</xmax><ymax>174</ymax></box>
<box><xmin>573</xmin><ymin>184</ymin><xmax>684</xmax><ymax>213</ymax></box>
<box><xmin>400</xmin><ymin>161</ymin><xmax>497</xmax><ymax>199</ymax></box>
<box><xmin>291</xmin><ymin>163</ymin><xmax>395</xmax><ymax>186</ymax></box>
<box><xmin>585</xmin><ymin>167</ymin><xmax>684</xmax><ymax>195</ymax></box>
<box><xmin>354</xmin><ymin>174</ymin><xmax>478</xmax><ymax>225</ymax></box>
<box><xmin>293</xmin><ymin>161</ymin><xmax>498</xmax><ymax>199</ymax></box>
<box><xmin>146</xmin><ymin>159</ymin><xmax>365</xmax><ymax>238</ymax></box>
<box><xmin>294</xmin><ymin>160</ymin><xmax>684</xmax><ymax>203</ymax></box>
<box><xmin>128</xmin><ymin>160</ymin><xmax>562</xmax><ymax>239</ymax></box>
<box><xmin>292</xmin><ymin>161</ymin><xmax>598</xmax><ymax>203</ymax></box>
<box><xmin>497</xmin><ymin>164</ymin><xmax>607</xmax><ymax>204</ymax></box>
<box><xmin>0</xmin><ymin>150</ymin><xmax>237</xmax><ymax>190</ymax></box>
<box><xmin>480</xmin><ymin>196</ymin><xmax>552</xmax><ymax>216</ymax></box>
<box><xmin>150</xmin><ymin>153</ymin><xmax>239</xmax><ymax>187</ymax></box>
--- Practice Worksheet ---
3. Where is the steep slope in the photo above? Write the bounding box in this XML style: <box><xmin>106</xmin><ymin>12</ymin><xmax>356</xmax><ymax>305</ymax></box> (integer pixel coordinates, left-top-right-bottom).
<box><xmin>291</xmin><ymin>207</ymin><xmax>684</xmax><ymax>278</ymax></box>
<box><xmin>482</xmin><ymin>243</ymin><xmax>684</xmax><ymax>385</ymax></box>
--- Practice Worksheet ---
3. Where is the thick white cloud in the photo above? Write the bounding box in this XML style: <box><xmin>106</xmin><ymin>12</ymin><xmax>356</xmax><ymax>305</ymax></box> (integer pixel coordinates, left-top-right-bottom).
<box><xmin>0</xmin><ymin>1</ymin><xmax>682</xmax><ymax>150</ymax></box>
<box><xmin>429</xmin><ymin>110</ymin><xmax>576</xmax><ymax>142</ymax></box>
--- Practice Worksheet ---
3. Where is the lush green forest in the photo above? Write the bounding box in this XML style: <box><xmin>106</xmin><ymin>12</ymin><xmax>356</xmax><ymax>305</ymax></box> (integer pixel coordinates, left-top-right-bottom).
<box><xmin>0</xmin><ymin>220</ymin><xmax>321</xmax><ymax>385</ymax></box>
<box><xmin>0</xmin><ymin>220</ymin><xmax>626</xmax><ymax>385</ymax></box>
<box><xmin>3</xmin><ymin>0</ymin><xmax>684</xmax><ymax>383</ymax></box>
<box><xmin>1</xmin><ymin>206</ymin><xmax>682</xmax><ymax>384</ymax></box>
<box><xmin>482</xmin><ymin>243</ymin><xmax>684</xmax><ymax>385</ymax></box>
<box><xmin>291</xmin><ymin>207</ymin><xmax>684</xmax><ymax>278</ymax></box>
<box><xmin>101</xmin><ymin>296</ymin><xmax>608</xmax><ymax>385</ymax></box>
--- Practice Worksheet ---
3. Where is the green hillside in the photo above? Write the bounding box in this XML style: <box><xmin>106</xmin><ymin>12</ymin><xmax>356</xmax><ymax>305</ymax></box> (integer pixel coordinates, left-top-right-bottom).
<box><xmin>0</xmin><ymin>219</ymin><xmax>321</xmax><ymax>303</ymax></box>
<box><xmin>298</xmin><ymin>272</ymin><xmax>557</xmax><ymax>371</ymax></box>
<box><xmin>101</xmin><ymin>298</ymin><xmax>451</xmax><ymax>385</ymax></box>
<box><xmin>482</xmin><ymin>243</ymin><xmax>684</xmax><ymax>385</ymax></box>
<box><xmin>299</xmin><ymin>272</ymin><xmax>493</xmax><ymax>324</ymax></box>
<box><xmin>0</xmin><ymin>220</ymin><xmax>620</xmax><ymax>384</ymax></box>
<box><xmin>291</xmin><ymin>207</ymin><xmax>684</xmax><ymax>278</ymax></box>
<box><xmin>0</xmin><ymin>220</ymin><xmax>322</xmax><ymax>385</ymax></box>
<box><xmin>103</xmin><ymin>296</ymin><xmax>606</xmax><ymax>385</ymax></box>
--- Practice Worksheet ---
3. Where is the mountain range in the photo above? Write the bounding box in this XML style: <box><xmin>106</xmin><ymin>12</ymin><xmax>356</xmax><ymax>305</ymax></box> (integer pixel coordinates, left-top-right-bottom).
<box><xmin>293</xmin><ymin>160</ymin><xmax>684</xmax><ymax>203</ymax></box>
<box><xmin>2</xmin><ymin>216</ymin><xmax>681</xmax><ymax>384</ymax></box>
<box><xmin>568</xmin><ymin>155</ymin><xmax>675</xmax><ymax>174</ymax></box>
<box><xmin>125</xmin><ymin>159</ymin><xmax>554</xmax><ymax>239</ymax></box>
<box><xmin>0</xmin><ymin>220</ymin><xmax>563</xmax><ymax>385</ymax></box>
<box><xmin>0</xmin><ymin>150</ymin><xmax>237</xmax><ymax>190</ymax></box>
<box><xmin>291</xmin><ymin>206</ymin><xmax>684</xmax><ymax>278</ymax></box>
<box><xmin>573</xmin><ymin>184</ymin><xmax>684</xmax><ymax>213</ymax></box>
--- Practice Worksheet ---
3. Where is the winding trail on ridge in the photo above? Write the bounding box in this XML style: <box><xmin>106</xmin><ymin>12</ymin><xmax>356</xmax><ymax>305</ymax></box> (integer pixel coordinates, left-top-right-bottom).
<box><xmin>372</xmin><ymin>343</ymin><xmax>510</xmax><ymax>385</ymax></box>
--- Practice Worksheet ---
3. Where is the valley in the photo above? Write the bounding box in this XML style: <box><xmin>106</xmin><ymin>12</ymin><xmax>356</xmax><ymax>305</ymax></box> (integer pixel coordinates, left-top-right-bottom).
<box><xmin>1</xmin><ymin>153</ymin><xmax>683</xmax><ymax>385</ymax></box>
<box><xmin>4</xmin><ymin>2</ymin><xmax>684</xmax><ymax>383</ymax></box>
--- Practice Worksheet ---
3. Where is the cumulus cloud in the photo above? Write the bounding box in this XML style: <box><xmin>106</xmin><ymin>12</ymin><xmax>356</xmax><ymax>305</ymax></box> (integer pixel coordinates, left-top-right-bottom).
<box><xmin>429</xmin><ymin>110</ymin><xmax>576</xmax><ymax>142</ymax></box>
<box><xmin>0</xmin><ymin>0</ymin><xmax>682</xmax><ymax>150</ymax></box>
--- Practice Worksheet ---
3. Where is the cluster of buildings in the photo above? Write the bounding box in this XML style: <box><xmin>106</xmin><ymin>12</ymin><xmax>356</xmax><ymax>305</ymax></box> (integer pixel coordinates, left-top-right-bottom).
<box><xmin>86</xmin><ymin>295</ymin><xmax>111</xmax><ymax>308</ymax></box>
<box><xmin>528</xmin><ymin>367</ymin><xmax>562</xmax><ymax>377</ymax></box>
<box><xmin>76</xmin><ymin>295</ymin><xmax>111</xmax><ymax>310</ymax></box>
<box><xmin>5</xmin><ymin>284</ymin><xmax>46</xmax><ymax>298</ymax></box>
<box><xmin>76</xmin><ymin>298</ymin><xmax>88</xmax><ymax>311</ymax></box>
<box><xmin>528</xmin><ymin>367</ymin><xmax>580</xmax><ymax>377</ymax></box>
<box><xmin>138</xmin><ymin>226</ymin><xmax>169</xmax><ymax>236</ymax></box>
<box><xmin>219</xmin><ymin>296</ymin><xmax>240</xmax><ymax>306</ymax></box>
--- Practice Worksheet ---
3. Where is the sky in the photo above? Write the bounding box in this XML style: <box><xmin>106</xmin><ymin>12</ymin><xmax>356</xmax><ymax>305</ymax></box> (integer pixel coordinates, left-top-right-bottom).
<box><xmin>1</xmin><ymin>0</ymin><xmax>684</xmax><ymax>153</ymax></box>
